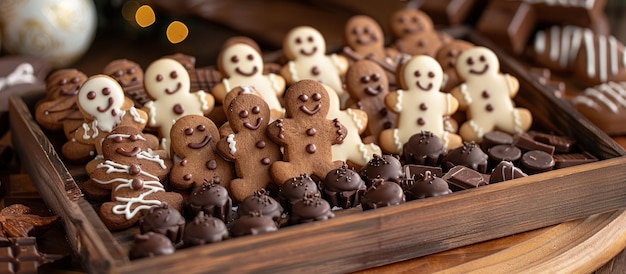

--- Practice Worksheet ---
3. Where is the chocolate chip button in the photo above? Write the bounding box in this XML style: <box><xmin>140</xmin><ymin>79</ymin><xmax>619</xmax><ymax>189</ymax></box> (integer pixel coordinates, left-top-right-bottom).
<box><xmin>306</xmin><ymin>128</ymin><xmax>317</xmax><ymax>136</ymax></box>
<box><xmin>173</xmin><ymin>104</ymin><xmax>184</xmax><ymax>114</ymax></box>
<box><xmin>129</xmin><ymin>164</ymin><xmax>141</xmax><ymax>175</ymax></box>
<box><xmin>261</xmin><ymin>157</ymin><xmax>271</xmax><ymax>165</ymax></box>
<box><xmin>311</xmin><ymin>66</ymin><xmax>320</xmax><ymax>76</ymax></box>
<box><xmin>379</xmin><ymin>108</ymin><xmax>388</xmax><ymax>116</ymax></box>
<box><xmin>481</xmin><ymin>90</ymin><xmax>490</xmax><ymax>99</ymax></box>
<box><xmin>485</xmin><ymin>104</ymin><xmax>494</xmax><ymax>112</ymax></box>
<box><xmin>417</xmin><ymin>118</ymin><xmax>426</xmax><ymax>125</ymax></box>
<box><xmin>131</xmin><ymin>179</ymin><xmax>144</xmax><ymax>190</ymax></box>
<box><xmin>306</xmin><ymin>144</ymin><xmax>316</xmax><ymax>154</ymax></box>
<box><xmin>206</xmin><ymin>160</ymin><xmax>217</xmax><ymax>170</ymax></box>
<box><xmin>256</xmin><ymin>140</ymin><xmax>266</xmax><ymax>149</ymax></box>
<box><xmin>419</xmin><ymin>103</ymin><xmax>428</xmax><ymax>111</ymax></box>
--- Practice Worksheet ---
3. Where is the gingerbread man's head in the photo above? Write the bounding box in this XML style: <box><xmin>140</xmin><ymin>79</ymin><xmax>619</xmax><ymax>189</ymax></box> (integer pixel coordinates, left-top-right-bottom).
<box><xmin>101</xmin><ymin>126</ymin><xmax>152</xmax><ymax>166</ymax></box>
<box><xmin>389</xmin><ymin>8</ymin><xmax>434</xmax><ymax>39</ymax></box>
<box><xmin>46</xmin><ymin>68</ymin><xmax>87</xmax><ymax>98</ymax></box>
<box><xmin>170</xmin><ymin>114</ymin><xmax>220</xmax><ymax>157</ymax></box>
<box><xmin>399</xmin><ymin>55</ymin><xmax>443</xmax><ymax>92</ymax></box>
<box><xmin>144</xmin><ymin>58</ymin><xmax>191</xmax><ymax>101</ymax></box>
<box><xmin>455</xmin><ymin>46</ymin><xmax>500</xmax><ymax>80</ymax></box>
<box><xmin>104</xmin><ymin>59</ymin><xmax>143</xmax><ymax>90</ymax></box>
<box><xmin>345</xmin><ymin>59</ymin><xmax>389</xmax><ymax>100</ymax></box>
<box><xmin>218</xmin><ymin>43</ymin><xmax>264</xmax><ymax>79</ymax></box>
<box><xmin>226</xmin><ymin>91</ymin><xmax>270</xmax><ymax>134</ymax></box>
<box><xmin>283</xmin><ymin>26</ymin><xmax>326</xmax><ymax>60</ymax></box>
<box><xmin>344</xmin><ymin>15</ymin><xmax>385</xmax><ymax>53</ymax></box>
<box><xmin>283</xmin><ymin>80</ymin><xmax>330</xmax><ymax>119</ymax></box>
<box><xmin>77</xmin><ymin>75</ymin><xmax>126</xmax><ymax>132</ymax></box>
<box><xmin>435</xmin><ymin>40</ymin><xmax>475</xmax><ymax>88</ymax></box>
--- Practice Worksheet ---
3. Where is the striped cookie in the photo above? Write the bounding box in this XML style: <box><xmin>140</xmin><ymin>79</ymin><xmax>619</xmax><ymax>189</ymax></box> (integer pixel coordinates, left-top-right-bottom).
<box><xmin>571</xmin><ymin>81</ymin><xmax>626</xmax><ymax>134</ymax></box>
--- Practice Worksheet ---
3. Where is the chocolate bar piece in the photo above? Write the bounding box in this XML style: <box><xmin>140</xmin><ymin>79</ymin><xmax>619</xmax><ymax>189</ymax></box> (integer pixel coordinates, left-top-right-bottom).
<box><xmin>442</xmin><ymin>165</ymin><xmax>489</xmax><ymax>191</ymax></box>
<box><xmin>0</xmin><ymin>237</ymin><xmax>66</xmax><ymax>273</ymax></box>
<box><xmin>529</xmin><ymin>131</ymin><xmax>575</xmax><ymax>153</ymax></box>
<box><xmin>476</xmin><ymin>0</ymin><xmax>536</xmax><ymax>55</ymax></box>
<box><xmin>553</xmin><ymin>152</ymin><xmax>598</xmax><ymax>169</ymax></box>
<box><xmin>520</xmin><ymin>150</ymin><xmax>555</xmax><ymax>175</ymax></box>
<box><xmin>513</xmin><ymin>133</ymin><xmax>555</xmax><ymax>155</ymax></box>
<box><xmin>419</xmin><ymin>0</ymin><xmax>478</xmax><ymax>26</ymax></box>
<box><xmin>489</xmin><ymin>161</ymin><xmax>527</xmax><ymax>184</ymax></box>
<box><xmin>404</xmin><ymin>164</ymin><xmax>443</xmax><ymax>178</ymax></box>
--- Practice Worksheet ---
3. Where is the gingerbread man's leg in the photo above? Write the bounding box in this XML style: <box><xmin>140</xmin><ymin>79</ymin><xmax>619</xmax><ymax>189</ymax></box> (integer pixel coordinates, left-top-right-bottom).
<box><xmin>379</xmin><ymin>128</ymin><xmax>403</xmax><ymax>154</ymax></box>
<box><xmin>99</xmin><ymin>201</ymin><xmax>143</xmax><ymax>230</ymax></box>
<box><xmin>497</xmin><ymin>108</ymin><xmax>533</xmax><ymax>135</ymax></box>
<box><xmin>270</xmin><ymin>161</ymin><xmax>302</xmax><ymax>186</ymax></box>
<box><xmin>441</xmin><ymin>131</ymin><xmax>463</xmax><ymax>151</ymax></box>
<box><xmin>459</xmin><ymin>119</ymin><xmax>491</xmax><ymax>143</ymax></box>
<box><xmin>230</xmin><ymin>178</ymin><xmax>267</xmax><ymax>202</ymax></box>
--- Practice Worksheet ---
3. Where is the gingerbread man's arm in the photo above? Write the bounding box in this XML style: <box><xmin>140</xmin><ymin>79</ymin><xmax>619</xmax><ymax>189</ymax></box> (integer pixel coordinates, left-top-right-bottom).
<box><xmin>345</xmin><ymin>108</ymin><xmax>368</xmax><ymax>134</ymax></box>
<box><xmin>331</xmin><ymin>118</ymin><xmax>348</xmax><ymax>145</ymax></box>
<box><xmin>141</xmin><ymin>101</ymin><xmax>159</xmax><ymax>127</ymax></box>
<box><xmin>196</xmin><ymin>90</ymin><xmax>216</xmax><ymax>115</ymax></box>
<box><xmin>216</xmin><ymin>135</ymin><xmax>237</xmax><ymax>162</ymax></box>
<box><xmin>74</xmin><ymin>121</ymin><xmax>98</xmax><ymax>146</ymax></box>
<box><xmin>329</xmin><ymin>54</ymin><xmax>349</xmax><ymax>75</ymax></box>
<box><xmin>450</xmin><ymin>84</ymin><xmax>470</xmax><ymax>110</ymax></box>
<box><xmin>267</xmin><ymin>119</ymin><xmax>288</xmax><ymax>145</ymax></box>
<box><xmin>211</xmin><ymin>82</ymin><xmax>228</xmax><ymax>104</ymax></box>
<box><xmin>444</xmin><ymin>93</ymin><xmax>459</xmax><ymax>116</ymax></box>
<box><xmin>267</xmin><ymin>73</ymin><xmax>286</xmax><ymax>97</ymax></box>
<box><xmin>384</xmin><ymin>91</ymin><xmax>401</xmax><ymax>114</ymax></box>
<box><xmin>504</xmin><ymin>74</ymin><xmax>520</xmax><ymax>98</ymax></box>
<box><xmin>280</xmin><ymin>62</ymin><xmax>297</xmax><ymax>85</ymax></box>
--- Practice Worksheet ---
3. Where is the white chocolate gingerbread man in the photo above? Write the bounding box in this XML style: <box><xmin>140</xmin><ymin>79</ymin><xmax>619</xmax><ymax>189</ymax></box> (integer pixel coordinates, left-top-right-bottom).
<box><xmin>379</xmin><ymin>55</ymin><xmax>462</xmax><ymax>154</ymax></box>
<box><xmin>212</xmin><ymin>43</ymin><xmax>286</xmax><ymax>119</ymax></box>
<box><xmin>450</xmin><ymin>46</ymin><xmax>532</xmax><ymax>143</ymax></box>
<box><xmin>142</xmin><ymin>58</ymin><xmax>215</xmax><ymax>156</ymax></box>
<box><xmin>324</xmin><ymin>84</ymin><xmax>381</xmax><ymax>167</ymax></box>
<box><xmin>280</xmin><ymin>26</ymin><xmax>350</xmax><ymax>107</ymax></box>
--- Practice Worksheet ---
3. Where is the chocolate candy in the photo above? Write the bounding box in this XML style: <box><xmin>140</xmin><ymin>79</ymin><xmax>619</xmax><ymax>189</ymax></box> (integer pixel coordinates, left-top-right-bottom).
<box><xmin>138</xmin><ymin>203</ymin><xmax>185</xmax><ymax>244</ymax></box>
<box><xmin>321</xmin><ymin>164</ymin><xmax>366</xmax><ymax>209</ymax></box>
<box><xmin>489</xmin><ymin>161</ymin><xmax>527</xmax><ymax>184</ymax></box>
<box><xmin>418</xmin><ymin>0</ymin><xmax>480</xmax><ymax>26</ymax></box>
<box><xmin>520</xmin><ymin>150</ymin><xmax>555</xmax><ymax>175</ymax></box>
<box><xmin>359</xmin><ymin>154</ymin><xmax>403</xmax><ymax>185</ymax></box>
<box><xmin>402</xmin><ymin>131</ymin><xmax>445</xmax><ymax>166</ymax></box>
<box><xmin>476</xmin><ymin>0</ymin><xmax>536</xmax><ymax>55</ymax></box>
<box><xmin>361</xmin><ymin>178</ymin><xmax>405</xmax><ymax>210</ymax></box>
<box><xmin>442</xmin><ymin>166</ymin><xmax>489</xmax><ymax>191</ymax></box>
<box><xmin>402</xmin><ymin>168</ymin><xmax>451</xmax><ymax>200</ymax></box>
<box><xmin>278</xmin><ymin>174</ymin><xmax>320</xmax><ymax>213</ymax></box>
<box><xmin>443</xmin><ymin>142</ymin><xmax>489</xmax><ymax>173</ymax></box>
<box><xmin>289</xmin><ymin>192</ymin><xmax>335</xmax><ymax>225</ymax></box>
<box><xmin>0</xmin><ymin>237</ymin><xmax>66</xmax><ymax>273</ymax></box>
<box><xmin>237</xmin><ymin>190</ymin><xmax>283</xmax><ymax>225</ymax></box>
<box><xmin>231</xmin><ymin>211</ymin><xmax>278</xmax><ymax>237</ymax></box>
<box><xmin>183</xmin><ymin>212</ymin><xmax>229</xmax><ymax>247</ymax></box>
<box><xmin>553</xmin><ymin>152</ymin><xmax>598</xmax><ymax>169</ymax></box>
<box><xmin>513</xmin><ymin>133</ymin><xmax>555</xmax><ymax>155</ymax></box>
<box><xmin>529</xmin><ymin>131</ymin><xmax>575</xmax><ymax>153</ymax></box>
<box><xmin>481</xmin><ymin>130</ymin><xmax>514</xmax><ymax>152</ymax></box>
<box><xmin>403</xmin><ymin>164</ymin><xmax>443</xmax><ymax>178</ymax></box>
<box><xmin>129</xmin><ymin>232</ymin><xmax>175</xmax><ymax>260</ymax></box>
<box><xmin>487</xmin><ymin>145</ymin><xmax>522</xmax><ymax>169</ymax></box>
<box><xmin>187</xmin><ymin>178</ymin><xmax>232</xmax><ymax>223</ymax></box>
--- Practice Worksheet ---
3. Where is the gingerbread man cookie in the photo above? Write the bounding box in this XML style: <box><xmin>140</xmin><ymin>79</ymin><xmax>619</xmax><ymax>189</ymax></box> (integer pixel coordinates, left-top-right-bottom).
<box><xmin>169</xmin><ymin>114</ymin><xmax>234</xmax><ymax>191</ymax></box>
<box><xmin>380</xmin><ymin>55</ymin><xmax>462</xmax><ymax>154</ymax></box>
<box><xmin>213</xmin><ymin>42</ymin><xmax>286</xmax><ymax>119</ymax></box>
<box><xmin>142</xmin><ymin>58</ymin><xmax>215</xmax><ymax>155</ymax></box>
<box><xmin>451</xmin><ymin>46</ymin><xmax>532</xmax><ymax>143</ymax></box>
<box><xmin>267</xmin><ymin>80</ymin><xmax>347</xmax><ymax>185</ymax></box>
<box><xmin>164</xmin><ymin>53</ymin><xmax>223</xmax><ymax>93</ymax></box>
<box><xmin>325</xmin><ymin>83</ymin><xmax>381</xmax><ymax>168</ymax></box>
<box><xmin>74</xmin><ymin>75</ymin><xmax>152</xmax><ymax>156</ymax></box>
<box><xmin>435</xmin><ymin>39</ymin><xmax>475</xmax><ymax>92</ymax></box>
<box><xmin>345</xmin><ymin>59</ymin><xmax>396</xmax><ymax>139</ymax></box>
<box><xmin>104</xmin><ymin>59</ymin><xmax>151</xmax><ymax>107</ymax></box>
<box><xmin>280</xmin><ymin>26</ymin><xmax>350</xmax><ymax>107</ymax></box>
<box><xmin>216</xmin><ymin>88</ymin><xmax>282</xmax><ymax>202</ymax></box>
<box><xmin>389</xmin><ymin>8</ymin><xmax>452</xmax><ymax>56</ymax></box>
<box><xmin>88</xmin><ymin>126</ymin><xmax>181</xmax><ymax>230</ymax></box>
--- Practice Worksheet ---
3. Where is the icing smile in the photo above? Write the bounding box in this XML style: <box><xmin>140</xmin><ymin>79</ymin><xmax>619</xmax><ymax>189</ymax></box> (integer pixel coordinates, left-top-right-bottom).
<box><xmin>97</xmin><ymin>97</ymin><xmax>114</xmax><ymax>113</ymax></box>
<box><xmin>236</xmin><ymin>66</ymin><xmax>258</xmax><ymax>77</ymax></box>
<box><xmin>116</xmin><ymin>146</ymin><xmax>140</xmax><ymax>157</ymax></box>
<box><xmin>60</xmin><ymin>87</ymin><xmax>80</xmax><ymax>96</ymax></box>
<box><xmin>364</xmin><ymin>85</ymin><xmax>382</xmax><ymax>96</ymax></box>
<box><xmin>300</xmin><ymin>47</ymin><xmax>318</xmax><ymax>56</ymax></box>
<box><xmin>300</xmin><ymin>104</ymin><xmax>321</xmax><ymax>115</ymax></box>
<box><xmin>469</xmin><ymin>65</ymin><xmax>489</xmax><ymax>75</ymax></box>
<box><xmin>188</xmin><ymin>135</ymin><xmax>212</xmax><ymax>149</ymax></box>
<box><xmin>356</xmin><ymin>36</ymin><xmax>376</xmax><ymax>45</ymax></box>
<box><xmin>244</xmin><ymin>117</ymin><xmax>263</xmax><ymax>130</ymax></box>
<box><xmin>165</xmin><ymin>82</ymin><xmax>182</xmax><ymax>94</ymax></box>
<box><xmin>416</xmin><ymin>81</ymin><xmax>433</xmax><ymax>91</ymax></box>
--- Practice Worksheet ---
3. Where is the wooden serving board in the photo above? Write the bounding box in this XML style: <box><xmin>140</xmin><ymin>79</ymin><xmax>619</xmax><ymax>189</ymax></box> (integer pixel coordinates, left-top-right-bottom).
<box><xmin>8</xmin><ymin>29</ymin><xmax>626</xmax><ymax>273</ymax></box>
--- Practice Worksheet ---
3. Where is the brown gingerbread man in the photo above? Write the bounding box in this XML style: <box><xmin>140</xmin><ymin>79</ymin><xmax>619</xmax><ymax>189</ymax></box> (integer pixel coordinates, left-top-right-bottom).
<box><xmin>267</xmin><ymin>80</ymin><xmax>347</xmax><ymax>185</ymax></box>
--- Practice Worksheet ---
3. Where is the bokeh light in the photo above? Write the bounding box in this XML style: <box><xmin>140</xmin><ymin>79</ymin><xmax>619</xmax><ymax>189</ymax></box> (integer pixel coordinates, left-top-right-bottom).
<box><xmin>121</xmin><ymin>1</ymin><xmax>140</xmax><ymax>22</ymax></box>
<box><xmin>166</xmin><ymin>21</ymin><xmax>189</xmax><ymax>44</ymax></box>
<box><xmin>135</xmin><ymin>5</ymin><xmax>156</xmax><ymax>27</ymax></box>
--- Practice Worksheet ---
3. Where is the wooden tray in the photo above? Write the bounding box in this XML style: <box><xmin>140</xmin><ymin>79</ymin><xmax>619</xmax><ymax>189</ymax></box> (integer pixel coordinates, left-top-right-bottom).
<box><xmin>9</xmin><ymin>30</ymin><xmax>626</xmax><ymax>273</ymax></box>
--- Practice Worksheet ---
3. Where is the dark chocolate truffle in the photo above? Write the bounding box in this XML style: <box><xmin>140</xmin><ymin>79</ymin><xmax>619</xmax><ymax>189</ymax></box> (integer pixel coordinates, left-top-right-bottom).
<box><xmin>320</xmin><ymin>163</ymin><xmax>366</xmax><ymax>209</ymax></box>
<box><xmin>129</xmin><ymin>232</ymin><xmax>175</xmax><ymax>260</ymax></box>
<box><xmin>138</xmin><ymin>203</ymin><xmax>185</xmax><ymax>244</ymax></box>
<box><xmin>183</xmin><ymin>211</ymin><xmax>229</xmax><ymax>247</ymax></box>
<box><xmin>521</xmin><ymin>150</ymin><xmax>555</xmax><ymax>175</ymax></box>
<box><xmin>231</xmin><ymin>211</ymin><xmax>278</xmax><ymax>237</ymax></box>
<box><xmin>359</xmin><ymin>154</ymin><xmax>404</xmax><ymax>186</ymax></box>
<box><xmin>402</xmin><ymin>131</ymin><xmax>445</xmax><ymax>166</ymax></box>
<box><xmin>237</xmin><ymin>189</ymin><xmax>284</xmax><ymax>224</ymax></box>
<box><xmin>489</xmin><ymin>161</ymin><xmax>527</xmax><ymax>184</ymax></box>
<box><xmin>487</xmin><ymin>144</ymin><xmax>522</xmax><ymax>169</ymax></box>
<box><xmin>481</xmin><ymin>130</ymin><xmax>513</xmax><ymax>152</ymax></box>
<box><xmin>361</xmin><ymin>178</ymin><xmax>405</xmax><ymax>210</ymax></box>
<box><xmin>278</xmin><ymin>174</ymin><xmax>320</xmax><ymax>213</ymax></box>
<box><xmin>289</xmin><ymin>192</ymin><xmax>335</xmax><ymax>225</ymax></box>
<box><xmin>403</xmin><ymin>168</ymin><xmax>451</xmax><ymax>200</ymax></box>
<box><xmin>443</xmin><ymin>141</ymin><xmax>488</xmax><ymax>173</ymax></box>
<box><xmin>187</xmin><ymin>177</ymin><xmax>232</xmax><ymax>223</ymax></box>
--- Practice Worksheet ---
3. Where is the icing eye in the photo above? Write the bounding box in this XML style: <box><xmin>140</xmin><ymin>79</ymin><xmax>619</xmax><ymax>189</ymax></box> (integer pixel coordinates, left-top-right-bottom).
<box><xmin>71</xmin><ymin>77</ymin><xmax>81</xmax><ymax>83</ymax></box>
<box><xmin>295</xmin><ymin>37</ymin><xmax>302</xmax><ymax>44</ymax></box>
<box><xmin>231</xmin><ymin>55</ymin><xmax>239</xmax><ymax>63</ymax></box>
<box><xmin>156</xmin><ymin>74</ymin><xmax>163</xmax><ymax>82</ymax></box>
<box><xmin>197</xmin><ymin>125</ymin><xmax>205</xmax><ymax>131</ymax></box>
<box><xmin>361</xmin><ymin>75</ymin><xmax>370</xmax><ymax>83</ymax></box>
<box><xmin>185</xmin><ymin>128</ymin><xmax>194</xmax><ymax>135</ymax></box>
<box><xmin>312</xmin><ymin>93</ymin><xmax>322</xmax><ymax>101</ymax></box>
<box><xmin>102</xmin><ymin>87</ymin><xmax>111</xmax><ymax>95</ymax></box>
<box><xmin>59</xmin><ymin>78</ymin><xmax>68</xmax><ymax>85</ymax></box>
<box><xmin>371</xmin><ymin>73</ymin><xmax>380</xmax><ymax>81</ymax></box>
<box><xmin>479</xmin><ymin>55</ymin><xmax>486</xmax><ymax>62</ymax></box>
<box><xmin>170</xmin><ymin>70</ymin><xmax>178</xmax><ymax>79</ymax></box>
<box><xmin>448</xmin><ymin>49</ymin><xmax>458</xmax><ymax>57</ymax></box>
<box><xmin>414</xmin><ymin>70</ymin><xmax>421</xmax><ymax>77</ymax></box>
<box><xmin>352</xmin><ymin>28</ymin><xmax>358</xmax><ymax>35</ymax></box>
<box><xmin>113</xmin><ymin>70</ymin><xmax>123</xmax><ymax>77</ymax></box>
<box><xmin>239</xmin><ymin>110</ymin><xmax>249</xmax><ymax>118</ymax></box>
<box><xmin>299</xmin><ymin>94</ymin><xmax>309</xmax><ymax>102</ymax></box>
<box><xmin>129</xmin><ymin>134</ymin><xmax>138</xmax><ymax>141</ymax></box>
<box><xmin>307</xmin><ymin>36</ymin><xmax>314</xmax><ymax>42</ymax></box>
<box><xmin>114</xmin><ymin>136</ymin><xmax>123</xmax><ymax>143</ymax></box>
<box><xmin>252</xmin><ymin>106</ymin><xmax>260</xmax><ymax>114</ymax></box>
<box><xmin>411</xmin><ymin>16</ymin><xmax>418</xmax><ymax>23</ymax></box>
<box><xmin>247</xmin><ymin>54</ymin><xmax>254</xmax><ymax>61</ymax></box>
<box><xmin>127</xmin><ymin>67</ymin><xmax>136</xmax><ymax>74</ymax></box>
<box><xmin>448</xmin><ymin>60</ymin><xmax>456</xmax><ymax>68</ymax></box>
<box><xmin>428</xmin><ymin>72</ymin><xmax>435</xmax><ymax>78</ymax></box>
<box><xmin>467</xmin><ymin>57</ymin><xmax>474</xmax><ymax>65</ymax></box>
<box><xmin>417</xmin><ymin>40</ymin><xmax>425</xmax><ymax>47</ymax></box>
<box><xmin>363</xmin><ymin>27</ymin><xmax>370</xmax><ymax>34</ymax></box>
<box><xmin>398</xmin><ymin>17</ymin><xmax>405</xmax><ymax>23</ymax></box>
<box><xmin>87</xmin><ymin>91</ymin><xmax>96</xmax><ymax>100</ymax></box>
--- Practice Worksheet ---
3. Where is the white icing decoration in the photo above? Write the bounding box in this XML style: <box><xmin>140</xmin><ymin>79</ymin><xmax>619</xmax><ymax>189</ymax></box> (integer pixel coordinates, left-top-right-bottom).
<box><xmin>468</xmin><ymin>120</ymin><xmax>484</xmax><ymax>139</ymax></box>
<box><xmin>583</xmin><ymin>29</ymin><xmax>596</xmax><ymax>78</ymax></box>
<box><xmin>107</xmin><ymin>133</ymin><xmax>147</xmax><ymax>141</ymax></box>
<box><xmin>610</xmin><ymin>36</ymin><xmax>618</xmax><ymax>76</ymax></box>
<box><xmin>599</xmin><ymin>34</ymin><xmax>608</xmax><ymax>82</ymax></box>
<box><xmin>522</xmin><ymin>0</ymin><xmax>595</xmax><ymax>8</ymax></box>
<box><xmin>534</xmin><ymin>30</ymin><xmax>546</xmax><ymax>54</ymax></box>
<box><xmin>559</xmin><ymin>26</ymin><xmax>572</xmax><ymax>68</ymax></box>
<box><xmin>240</xmin><ymin>85</ymin><xmax>253</xmax><ymax>94</ymax></box>
<box><xmin>0</xmin><ymin>63</ymin><xmax>37</xmax><ymax>92</ymax></box>
<box><xmin>572</xmin><ymin>95</ymin><xmax>599</xmax><ymax>109</ymax></box>
<box><xmin>441</xmin><ymin>131</ymin><xmax>449</xmax><ymax>152</ymax></box>
<box><xmin>392</xmin><ymin>128</ymin><xmax>402</xmax><ymax>153</ymax></box>
<box><xmin>196</xmin><ymin>90</ymin><xmax>209</xmax><ymax>111</ymax></box>
<box><xmin>358</xmin><ymin>143</ymin><xmax>370</xmax><ymax>163</ymax></box>
<box><xmin>268</xmin><ymin>73</ymin><xmax>281</xmax><ymax>92</ymax></box>
<box><xmin>460</xmin><ymin>84</ymin><xmax>472</xmax><ymax>104</ymax></box>
<box><xmin>226</xmin><ymin>133</ymin><xmax>237</xmax><ymax>155</ymax></box>
<box><xmin>394</xmin><ymin>90</ymin><xmax>404</xmax><ymax>112</ymax></box>
<box><xmin>95</xmin><ymin>160</ymin><xmax>160</xmax><ymax>181</ymax></box>
<box><xmin>330</xmin><ymin>54</ymin><xmax>346</xmax><ymax>71</ymax></box>
<box><xmin>128</xmin><ymin>107</ymin><xmax>146</xmax><ymax>124</ymax></box>
<box><xmin>346</xmin><ymin>108</ymin><xmax>363</xmax><ymax>130</ymax></box>
<box><xmin>222</xmin><ymin>78</ymin><xmax>231</xmax><ymax>94</ymax></box>
<box><xmin>512</xmin><ymin>109</ymin><xmax>523</xmax><ymax>133</ymax></box>
<box><xmin>136</xmin><ymin>149</ymin><xmax>167</xmax><ymax>169</ymax></box>
<box><xmin>550</xmin><ymin>25</ymin><xmax>559</xmax><ymax>61</ymax></box>
<box><xmin>288</xmin><ymin>61</ymin><xmax>299</xmax><ymax>82</ymax></box>
<box><xmin>81</xmin><ymin>120</ymin><xmax>99</xmax><ymax>140</ymax></box>
<box><xmin>144</xmin><ymin>101</ymin><xmax>157</xmax><ymax>126</ymax></box>
<box><xmin>112</xmin><ymin>180</ymin><xmax>165</xmax><ymax>220</ymax></box>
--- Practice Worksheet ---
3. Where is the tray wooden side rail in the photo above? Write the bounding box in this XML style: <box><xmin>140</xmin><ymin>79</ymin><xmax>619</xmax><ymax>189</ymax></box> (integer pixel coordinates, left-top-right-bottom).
<box><xmin>8</xmin><ymin>29</ymin><xmax>626</xmax><ymax>273</ymax></box>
